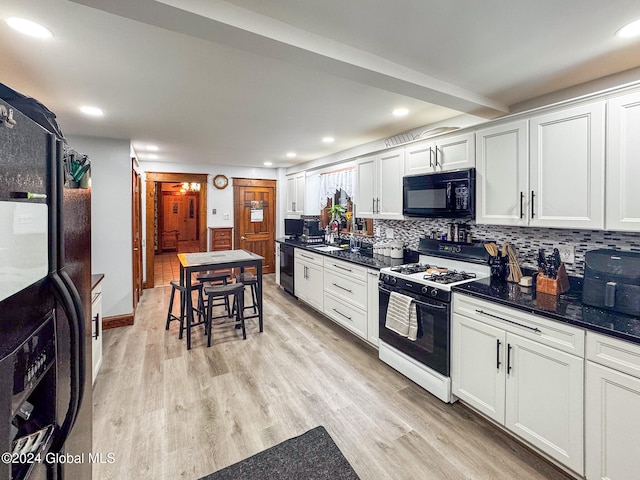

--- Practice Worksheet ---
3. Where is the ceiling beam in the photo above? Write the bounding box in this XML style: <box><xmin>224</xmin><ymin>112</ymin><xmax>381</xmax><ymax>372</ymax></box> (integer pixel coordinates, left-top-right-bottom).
<box><xmin>71</xmin><ymin>0</ymin><xmax>508</xmax><ymax>118</ymax></box>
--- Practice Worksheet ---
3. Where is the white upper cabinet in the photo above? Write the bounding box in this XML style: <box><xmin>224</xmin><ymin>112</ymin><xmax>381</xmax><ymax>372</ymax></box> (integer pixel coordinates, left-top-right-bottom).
<box><xmin>356</xmin><ymin>147</ymin><xmax>404</xmax><ymax>219</ymax></box>
<box><xmin>404</xmin><ymin>132</ymin><xmax>475</xmax><ymax>176</ymax></box>
<box><xmin>476</xmin><ymin>120</ymin><xmax>529</xmax><ymax>226</ymax></box>
<box><xmin>529</xmin><ymin>101</ymin><xmax>605</xmax><ymax>229</ymax></box>
<box><xmin>606</xmin><ymin>90</ymin><xmax>640</xmax><ymax>231</ymax></box>
<box><xmin>477</xmin><ymin>102</ymin><xmax>605</xmax><ymax>229</ymax></box>
<box><xmin>304</xmin><ymin>171</ymin><xmax>321</xmax><ymax>216</ymax></box>
<box><xmin>286</xmin><ymin>172</ymin><xmax>305</xmax><ymax>215</ymax></box>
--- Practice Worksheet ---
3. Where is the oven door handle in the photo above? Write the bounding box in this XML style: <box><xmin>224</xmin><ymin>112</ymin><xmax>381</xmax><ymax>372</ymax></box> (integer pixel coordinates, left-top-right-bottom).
<box><xmin>379</xmin><ymin>286</ymin><xmax>448</xmax><ymax>310</ymax></box>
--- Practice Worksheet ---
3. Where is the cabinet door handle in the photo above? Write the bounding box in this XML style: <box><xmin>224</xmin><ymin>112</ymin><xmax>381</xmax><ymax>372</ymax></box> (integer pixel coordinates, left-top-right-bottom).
<box><xmin>372</xmin><ymin>198</ymin><xmax>375</xmax><ymax>214</ymax></box>
<box><xmin>530</xmin><ymin>191</ymin><xmax>535</xmax><ymax>219</ymax></box>
<box><xmin>376</xmin><ymin>198</ymin><xmax>380</xmax><ymax>214</ymax></box>
<box><xmin>434</xmin><ymin>146</ymin><xmax>440</xmax><ymax>167</ymax></box>
<box><xmin>475</xmin><ymin>309</ymin><xmax>542</xmax><ymax>333</ymax></box>
<box><xmin>429</xmin><ymin>147</ymin><xmax>434</xmax><ymax>168</ymax></box>
<box><xmin>496</xmin><ymin>339</ymin><xmax>501</xmax><ymax>370</ymax></box>
<box><xmin>507</xmin><ymin>343</ymin><xmax>513</xmax><ymax>374</ymax></box>
<box><xmin>519</xmin><ymin>192</ymin><xmax>524</xmax><ymax>219</ymax></box>
<box><xmin>332</xmin><ymin>283</ymin><xmax>353</xmax><ymax>293</ymax></box>
<box><xmin>332</xmin><ymin>308</ymin><xmax>352</xmax><ymax>321</ymax></box>
<box><xmin>93</xmin><ymin>313</ymin><xmax>100</xmax><ymax>339</ymax></box>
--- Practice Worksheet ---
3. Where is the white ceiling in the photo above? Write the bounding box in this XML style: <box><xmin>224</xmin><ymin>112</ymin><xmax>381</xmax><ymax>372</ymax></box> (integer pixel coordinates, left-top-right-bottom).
<box><xmin>1</xmin><ymin>0</ymin><xmax>640</xmax><ymax>168</ymax></box>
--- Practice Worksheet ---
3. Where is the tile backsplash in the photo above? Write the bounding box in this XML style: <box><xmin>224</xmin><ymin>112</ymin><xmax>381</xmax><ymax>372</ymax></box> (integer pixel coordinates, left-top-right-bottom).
<box><xmin>372</xmin><ymin>219</ymin><xmax>640</xmax><ymax>277</ymax></box>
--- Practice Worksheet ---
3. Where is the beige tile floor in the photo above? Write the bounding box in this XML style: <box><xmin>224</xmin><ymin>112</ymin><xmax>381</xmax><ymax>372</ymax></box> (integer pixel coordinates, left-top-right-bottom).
<box><xmin>154</xmin><ymin>240</ymin><xmax>201</xmax><ymax>287</ymax></box>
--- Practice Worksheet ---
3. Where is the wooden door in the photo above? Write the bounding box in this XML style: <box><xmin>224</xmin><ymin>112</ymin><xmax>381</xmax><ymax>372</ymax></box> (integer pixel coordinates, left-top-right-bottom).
<box><xmin>132</xmin><ymin>161</ymin><xmax>143</xmax><ymax>301</ymax></box>
<box><xmin>234</xmin><ymin>178</ymin><xmax>276</xmax><ymax>274</ymax></box>
<box><xmin>163</xmin><ymin>195</ymin><xmax>187</xmax><ymax>238</ymax></box>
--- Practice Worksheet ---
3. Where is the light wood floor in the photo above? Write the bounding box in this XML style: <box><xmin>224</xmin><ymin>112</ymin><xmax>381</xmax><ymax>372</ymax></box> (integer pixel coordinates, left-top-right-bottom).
<box><xmin>92</xmin><ymin>275</ymin><xmax>573</xmax><ymax>480</ymax></box>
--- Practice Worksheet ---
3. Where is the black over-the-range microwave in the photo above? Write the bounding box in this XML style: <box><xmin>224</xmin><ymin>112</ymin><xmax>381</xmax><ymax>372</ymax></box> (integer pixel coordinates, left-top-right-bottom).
<box><xmin>402</xmin><ymin>168</ymin><xmax>475</xmax><ymax>218</ymax></box>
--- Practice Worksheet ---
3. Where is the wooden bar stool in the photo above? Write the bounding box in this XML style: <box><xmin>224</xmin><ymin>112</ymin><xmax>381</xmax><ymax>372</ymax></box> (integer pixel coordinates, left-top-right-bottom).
<box><xmin>197</xmin><ymin>271</ymin><xmax>232</xmax><ymax>315</ymax></box>
<box><xmin>166</xmin><ymin>280</ymin><xmax>204</xmax><ymax>338</ymax></box>
<box><xmin>204</xmin><ymin>283</ymin><xmax>246</xmax><ymax>346</ymax></box>
<box><xmin>234</xmin><ymin>272</ymin><xmax>260</xmax><ymax>320</ymax></box>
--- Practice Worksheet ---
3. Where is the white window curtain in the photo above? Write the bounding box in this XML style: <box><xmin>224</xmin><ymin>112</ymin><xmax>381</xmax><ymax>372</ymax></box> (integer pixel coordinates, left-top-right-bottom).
<box><xmin>318</xmin><ymin>168</ymin><xmax>356</xmax><ymax>210</ymax></box>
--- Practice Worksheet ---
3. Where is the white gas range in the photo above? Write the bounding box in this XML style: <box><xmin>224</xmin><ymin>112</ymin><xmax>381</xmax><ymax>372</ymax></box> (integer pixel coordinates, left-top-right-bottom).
<box><xmin>378</xmin><ymin>240</ymin><xmax>491</xmax><ymax>403</ymax></box>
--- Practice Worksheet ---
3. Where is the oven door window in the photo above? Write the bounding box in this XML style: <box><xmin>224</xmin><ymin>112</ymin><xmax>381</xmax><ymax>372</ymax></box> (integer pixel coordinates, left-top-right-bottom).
<box><xmin>379</xmin><ymin>285</ymin><xmax>450</xmax><ymax>376</ymax></box>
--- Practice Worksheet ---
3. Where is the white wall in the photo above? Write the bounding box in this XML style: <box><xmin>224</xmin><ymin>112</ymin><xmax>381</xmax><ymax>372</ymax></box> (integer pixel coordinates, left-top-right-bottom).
<box><xmin>67</xmin><ymin>135</ymin><xmax>132</xmax><ymax>318</ymax></box>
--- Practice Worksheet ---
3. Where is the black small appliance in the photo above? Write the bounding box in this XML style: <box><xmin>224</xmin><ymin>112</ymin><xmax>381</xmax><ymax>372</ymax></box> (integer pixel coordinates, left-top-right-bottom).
<box><xmin>284</xmin><ymin>218</ymin><xmax>304</xmax><ymax>237</ymax></box>
<box><xmin>403</xmin><ymin>168</ymin><xmax>475</xmax><ymax>218</ymax></box>
<box><xmin>582</xmin><ymin>249</ymin><xmax>640</xmax><ymax>316</ymax></box>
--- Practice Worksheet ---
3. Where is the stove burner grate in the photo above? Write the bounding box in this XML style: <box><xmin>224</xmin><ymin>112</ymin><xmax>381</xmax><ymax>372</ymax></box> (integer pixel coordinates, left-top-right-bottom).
<box><xmin>423</xmin><ymin>270</ymin><xmax>477</xmax><ymax>285</ymax></box>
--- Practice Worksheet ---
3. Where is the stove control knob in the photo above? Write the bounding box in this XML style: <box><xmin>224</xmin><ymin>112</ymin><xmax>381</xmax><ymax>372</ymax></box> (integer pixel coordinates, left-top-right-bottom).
<box><xmin>390</xmin><ymin>276</ymin><xmax>397</xmax><ymax>285</ymax></box>
<box><xmin>430</xmin><ymin>288</ymin><xmax>439</xmax><ymax>297</ymax></box>
<box><xmin>421</xmin><ymin>286</ymin><xmax>429</xmax><ymax>294</ymax></box>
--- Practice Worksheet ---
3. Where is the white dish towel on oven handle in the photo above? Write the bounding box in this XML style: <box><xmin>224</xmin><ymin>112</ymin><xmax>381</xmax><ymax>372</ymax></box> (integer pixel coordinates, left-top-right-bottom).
<box><xmin>385</xmin><ymin>291</ymin><xmax>418</xmax><ymax>341</ymax></box>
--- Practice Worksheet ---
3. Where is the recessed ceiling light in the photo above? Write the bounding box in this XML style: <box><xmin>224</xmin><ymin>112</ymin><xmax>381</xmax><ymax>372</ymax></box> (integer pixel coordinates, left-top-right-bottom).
<box><xmin>617</xmin><ymin>18</ymin><xmax>640</xmax><ymax>38</ymax></box>
<box><xmin>6</xmin><ymin>17</ymin><xmax>53</xmax><ymax>38</ymax></box>
<box><xmin>263</xmin><ymin>161</ymin><xmax>273</xmax><ymax>166</ymax></box>
<box><xmin>286</xmin><ymin>152</ymin><xmax>297</xmax><ymax>158</ymax></box>
<box><xmin>392</xmin><ymin>108</ymin><xmax>409</xmax><ymax>117</ymax></box>
<box><xmin>146</xmin><ymin>154</ymin><xmax>158</xmax><ymax>160</ymax></box>
<box><xmin>146</xmin><ymin>145</ymin><xmax>159</xmax><ymax>151</ymax></box>
<box><xmin>80</xmin><ymin>106</ymin><xmax>104</xmax><ymax>117</ymax></box>
<box><xmin>322</xmin><ymin>136</ymin><xmax>335</xmax><ymax>143</ymax></box>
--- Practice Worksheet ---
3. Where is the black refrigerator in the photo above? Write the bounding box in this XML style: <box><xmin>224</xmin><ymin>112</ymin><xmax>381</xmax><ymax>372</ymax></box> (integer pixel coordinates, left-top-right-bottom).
<box><xmin>0</xmin><ymin>95</ymin><xmax>92</xmax><ymax>479</ymax></box>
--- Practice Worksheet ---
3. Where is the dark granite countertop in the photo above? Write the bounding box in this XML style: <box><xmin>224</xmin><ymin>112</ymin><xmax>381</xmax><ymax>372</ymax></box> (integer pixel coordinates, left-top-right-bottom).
<box><xmin>276</xmin><ymin>238</ymin><xmax>409</xmax><ymax>270</ymax></box>
<box><xmin>453</xmin><ymin>278</ymin><xmax>640</xmax><ymax>346</ymax></box>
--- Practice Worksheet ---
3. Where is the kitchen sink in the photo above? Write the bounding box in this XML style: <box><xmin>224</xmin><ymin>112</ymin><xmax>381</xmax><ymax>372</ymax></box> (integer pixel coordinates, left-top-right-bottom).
<box><xmin>312</xmin><ymin>245</ymin><xmax>343</xmax><ymax>252</ymax></box>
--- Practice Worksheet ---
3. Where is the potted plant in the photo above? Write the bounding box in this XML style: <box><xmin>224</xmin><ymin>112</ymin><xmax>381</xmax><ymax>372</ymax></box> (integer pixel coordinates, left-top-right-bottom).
<box><xmin>329</xmin><ymin>204</ymin><xmax>346</xmax><ymax>223</ymax></box>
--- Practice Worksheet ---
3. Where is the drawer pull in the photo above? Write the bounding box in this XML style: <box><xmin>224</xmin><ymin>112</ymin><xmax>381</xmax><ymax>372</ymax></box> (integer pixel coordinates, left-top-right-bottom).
<box><xmin>332</xmin><ymin>283</ymin><xmax>353</xmax><ymax>293</ymax></box>
<box><xmin>332</xmin><ymin>308</ymin><xmax>352</xmax><ymax>321</ymax></box>
<box><xmin>475</xmin><ymin>309</ymin><xmax>542</xmax><ymax>334</ymax></box>
<box><xmin>332</xmin><ymin>264</ymin><xmax>353</xmax><ymax>272</ymax></box>
<box><xmin>300</xmin><ymin>254</ymin><xmax>313</xmax><ymax>260</ymax></box>
<box><xmin>93</xmin><ymin>313</ymin><xmax>100</xmax><ymax>339</ymax></box>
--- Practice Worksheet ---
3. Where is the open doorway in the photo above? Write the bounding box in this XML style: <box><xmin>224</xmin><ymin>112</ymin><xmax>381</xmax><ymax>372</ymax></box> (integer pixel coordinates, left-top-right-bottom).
<box><xmin>144</xmin><ymin>172</ymin><xmax>208</xmax><ymax>289</ymax></box>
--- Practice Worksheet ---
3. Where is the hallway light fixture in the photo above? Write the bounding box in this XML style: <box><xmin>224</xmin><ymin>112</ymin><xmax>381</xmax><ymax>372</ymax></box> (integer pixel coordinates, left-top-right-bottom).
<box><xmin>180</xmin><ymin>182</ymin><xmax>201</xmax><ymax>193</ymax></box>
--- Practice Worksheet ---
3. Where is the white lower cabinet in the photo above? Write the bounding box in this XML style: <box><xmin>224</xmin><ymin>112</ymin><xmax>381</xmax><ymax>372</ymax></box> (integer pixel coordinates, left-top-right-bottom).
<box><xmin>366</xmin><ymin>269</ymin><xmax>379</xmax><ymax>347</ymax></box>
<box><xmin>323</xmin><ymin>258</ymin><xmax>368</xmax><ymax>340</ymax></box>
<box><xmin>292</xmin><ymin>249</ymin><xmax>380</xmax><ymax>346</ymax></box>
<box><xmin>452</xmin><ymin>294</ymin><xmax>584</xmax><ymax>475</ymax></box>
<box><xmin>586</xmin><ymin>332</ymin><xmax>640</xmax><ymax>480</ymax></box>
<box><xmin>294</xmin><ymin>249</ymin><xmax>324</xmax><ymax>312</ymax></box>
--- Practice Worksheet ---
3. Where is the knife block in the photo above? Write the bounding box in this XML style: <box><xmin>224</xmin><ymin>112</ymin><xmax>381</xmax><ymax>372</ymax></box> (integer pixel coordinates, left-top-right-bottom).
<box><xmin>536</xmin><ymin>263</ymin><xmax>570</xmax><ymax>295</ymax></box>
